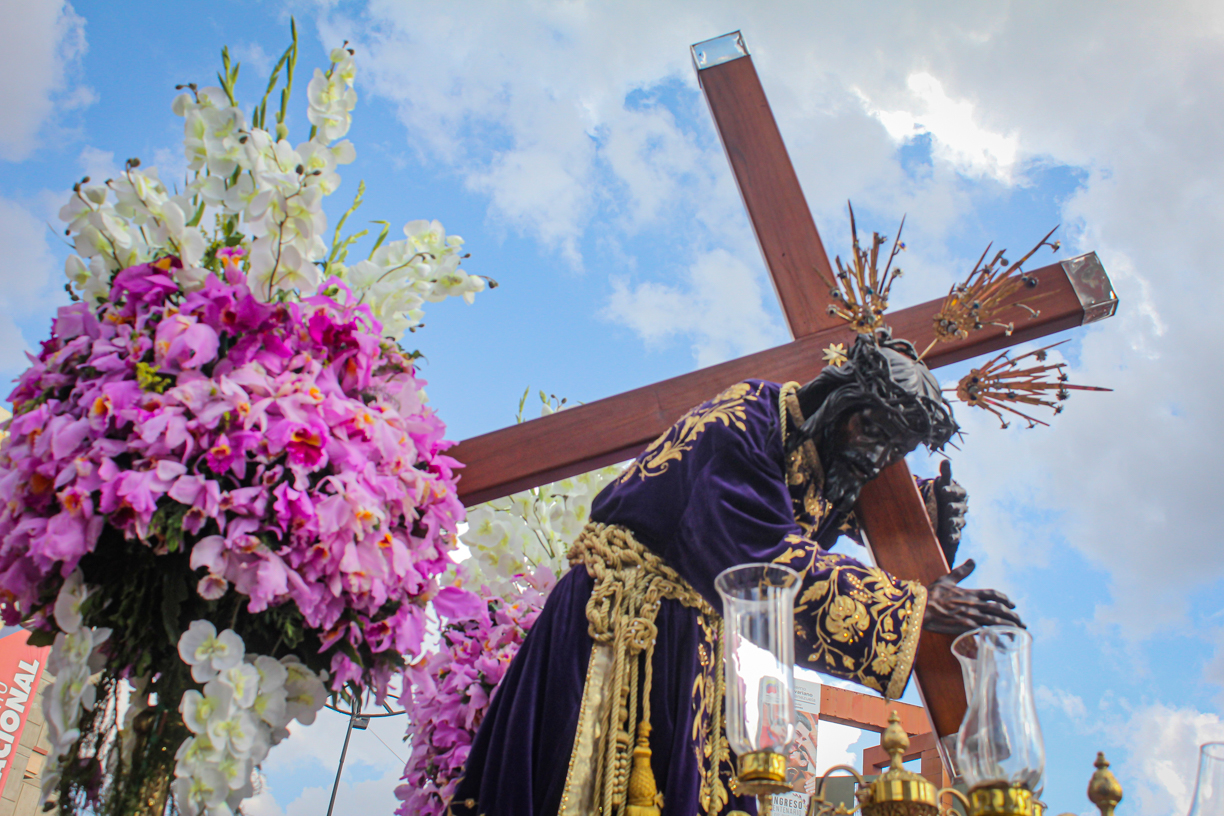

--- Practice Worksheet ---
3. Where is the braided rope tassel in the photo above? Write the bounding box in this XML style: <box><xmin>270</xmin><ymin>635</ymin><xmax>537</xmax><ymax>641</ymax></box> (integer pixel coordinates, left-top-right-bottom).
<box><xmin>569</xmin><ymin>523</ymin><xmax>719</xmax><ymax>816</ymax></box>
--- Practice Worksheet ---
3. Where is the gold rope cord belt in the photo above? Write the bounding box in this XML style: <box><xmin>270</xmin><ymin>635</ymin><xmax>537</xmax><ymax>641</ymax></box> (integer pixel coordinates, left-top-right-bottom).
<box><xmin>565</xmin><ymin>522</ymin><xmax>726</xmax><ymax>816</ymax></box>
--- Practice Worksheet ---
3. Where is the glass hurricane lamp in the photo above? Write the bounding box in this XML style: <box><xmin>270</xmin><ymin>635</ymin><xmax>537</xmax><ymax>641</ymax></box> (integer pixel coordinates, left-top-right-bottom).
<box><xmin>715</xmin><ymin>562</ymin><xmax>801</xmax><ymax>797</ymax></box>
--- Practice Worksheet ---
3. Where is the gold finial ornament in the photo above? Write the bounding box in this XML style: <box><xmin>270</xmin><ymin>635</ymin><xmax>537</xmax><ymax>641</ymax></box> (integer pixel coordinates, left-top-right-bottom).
<box><xmin>951</xmin><ymin>341</ymin><xmax>1111</xmax><ymax>429</ymax></box>
<box><xmin>1088</xmin><ymin>752</ymin><xmax>1123</xmax><ymax>816</ymax></box>
<box><xmin>857</xmin><ymin>712</ymin><xmax>939</xmax><ymax>816</ymax></box>
<box><xmin>822</xmin><ymin>203</ymin><xmax>906</xmax><ymax>334</ymax></box>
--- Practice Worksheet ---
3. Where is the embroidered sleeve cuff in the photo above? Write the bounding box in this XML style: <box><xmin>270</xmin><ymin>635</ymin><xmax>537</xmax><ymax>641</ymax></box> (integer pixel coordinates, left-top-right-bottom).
<box><xmin>884</xmin><ymin>580</ymin><xmax>927</xmax><ymax>701</ymax></box>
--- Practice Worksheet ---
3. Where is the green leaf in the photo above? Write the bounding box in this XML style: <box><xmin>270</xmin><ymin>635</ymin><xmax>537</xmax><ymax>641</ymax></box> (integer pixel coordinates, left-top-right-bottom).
<box><xmin>325</xmin><ymin>181</ymin><xmax>367</xmax><ymax>274</ymax></box>
<box><xmin>26</xmin><ymin>628</ymin><xmax>55</xmax><ymax>648</ymax></box>
<box><xmin>184</xmin><ymin>199</ymin><xmax>206</xmax><ymax>228</ymax></box>
<box><xmin>367</xmin><ymin>221</ymin><xmax>391</xmax><ymax>258</ymax></box>
<box><xmin>338</xmin><ymin>636</ymin><xmax>364</xmax><ymax>667</ymax></box>
<box><xmin>277</xmin><ymin>17</ymin><xmax>299</xmax><ymax>129</ymax></box>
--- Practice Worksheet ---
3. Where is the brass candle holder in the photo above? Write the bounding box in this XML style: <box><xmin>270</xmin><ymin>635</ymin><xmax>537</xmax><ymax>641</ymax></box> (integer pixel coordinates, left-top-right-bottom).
<box><xmin>740</xmin><ymin>714</ymin><xmax>1125</xmax><ymax>816</ymax></box>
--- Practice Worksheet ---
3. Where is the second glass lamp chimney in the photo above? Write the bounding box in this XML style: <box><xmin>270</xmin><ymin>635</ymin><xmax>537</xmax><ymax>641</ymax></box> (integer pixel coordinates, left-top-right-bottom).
<box><xmin>715</xmin><ymin>562</ymin><xmax>801</xmax><ymax>792</ymax></box>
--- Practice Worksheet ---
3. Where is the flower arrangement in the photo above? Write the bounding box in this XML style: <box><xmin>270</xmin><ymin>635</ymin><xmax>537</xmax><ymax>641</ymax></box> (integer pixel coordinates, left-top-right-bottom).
<box><xmin>0</xmin><ymin>26</ymin><xmax>486</xmax><ymax>816</ymax></box>
<box><xmin>396</xmin><ymin>393</ymin><xmax>624</xmax><ymax>816</ymax></box>
<box><xmin>395</xmin><ymin>576</ymin><xmax>550</xmax><ymax>816</ymax></box>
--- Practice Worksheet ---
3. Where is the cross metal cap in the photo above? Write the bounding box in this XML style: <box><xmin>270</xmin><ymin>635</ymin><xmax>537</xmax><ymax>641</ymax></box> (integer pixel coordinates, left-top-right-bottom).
<box><xmin>691</xmin><ymin>31</ymin><xmax>748</xmax><ymax>72</ymax></box>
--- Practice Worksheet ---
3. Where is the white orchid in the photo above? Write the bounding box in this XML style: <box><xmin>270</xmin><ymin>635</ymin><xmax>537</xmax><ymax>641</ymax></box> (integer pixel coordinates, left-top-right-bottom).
<box><xmin>214</xmin><ymin>748</ymin><xmax>252</xmax><ymax>790</ymax></box>
<box><xmin>171</xmin><ymin>621</ymin><xmax>329</xmax><ymax>816</ymax></box>
<box><xmin>178</xmin><ymin>621</ymin><xmax>244</xmax><ymax>683</ymax></box>
<box><xmin>174</xmin><ymin>733</ymin><xmax>222</xmax><ymax>778</ymax></box>
<box><xmin>181</xmin><ymin>681</ymin><xmax>235</xmax><ymax>735</ymax></box>
<box><xmin>216</xmin><ymin>663</ymin><xmax>261</xmax><ymax>709</ymax></box>
<box><xmin>40</xmin><ymin>619</ymin><xmax>111</xmax><ymax>798</ymax></box>
<box><xmin>281</xmin><ymin>655</ymin><xmax>328</xmax><ymax>725</ymax></box>
<box><xmin>207</xmin><ymin>706</ymin><xmax>259</xmax><ymax>755</ymax></box>
<box><xmin>172</xmin><ymin>767</ymin><xmax>230</xmax><ymax>816</ymax></box>
<box><xmin>52</xmin><ymin>570</ymin><xmax>88</xmax><ymax>633</ymax></box>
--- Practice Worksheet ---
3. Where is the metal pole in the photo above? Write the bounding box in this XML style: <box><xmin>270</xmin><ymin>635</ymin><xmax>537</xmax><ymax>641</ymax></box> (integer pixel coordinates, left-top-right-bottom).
<box><xmin>326</xmin><ymin>706</ymin><xmax>358</xmax><ymax>816</ymax></box>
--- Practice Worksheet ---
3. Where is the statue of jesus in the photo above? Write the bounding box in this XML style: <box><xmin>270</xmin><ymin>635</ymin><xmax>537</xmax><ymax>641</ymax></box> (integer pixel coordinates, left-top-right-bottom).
<box><xmin>450</xmin><ymin>332</ymin><xmax>1022</xmax><ymax>816</ymax></box>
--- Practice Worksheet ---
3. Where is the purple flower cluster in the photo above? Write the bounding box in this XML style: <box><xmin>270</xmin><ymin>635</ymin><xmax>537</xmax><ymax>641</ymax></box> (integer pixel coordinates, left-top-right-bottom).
<box><xmin>0</xmin><ymin>258</ymin><xmax>466</xmax><ymax>694</ymax></box>
<box><xmin>396</xmin><ymin>569</ymin><xmax>555</xmax><ymax>816</ymax></box>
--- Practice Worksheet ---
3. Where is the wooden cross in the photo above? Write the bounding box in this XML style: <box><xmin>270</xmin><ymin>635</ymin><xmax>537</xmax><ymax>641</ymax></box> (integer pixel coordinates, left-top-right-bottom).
<box><xmin>448</xmin><ymin>31</ymin><xmax>1118</xmax><ymax>770</ymax></box>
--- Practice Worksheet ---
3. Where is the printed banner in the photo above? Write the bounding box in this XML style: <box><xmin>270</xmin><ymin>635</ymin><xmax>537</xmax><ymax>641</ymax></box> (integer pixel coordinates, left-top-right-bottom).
<box><xmin>0</xmin><ymin>630</ymin><xmax>49</xmax><ymax>794</ymax></box>
<box><xmin>771</xmin><ymin>676</ymin><xmax>822</xmax><ymax>815</ymax></box>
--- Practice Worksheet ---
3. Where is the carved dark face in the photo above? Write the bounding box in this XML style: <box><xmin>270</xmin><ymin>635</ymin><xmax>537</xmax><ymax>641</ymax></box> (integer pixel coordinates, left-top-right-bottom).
<box><xmin>818</xmin><ymin>406</ymin><xmax>925</xmax><ymax>513</ymax></box>
<box><xmin>793</xmin><ymin>332</ymin><xmax>958</xmax><ymax>513</ymax></box>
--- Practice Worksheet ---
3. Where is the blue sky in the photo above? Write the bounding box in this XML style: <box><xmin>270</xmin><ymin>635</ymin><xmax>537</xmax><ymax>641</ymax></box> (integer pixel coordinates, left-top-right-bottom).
<box><xmin>3</xmin><ymin>2</ymin><xmax>1224</xmax><ymax>815</ymax></box>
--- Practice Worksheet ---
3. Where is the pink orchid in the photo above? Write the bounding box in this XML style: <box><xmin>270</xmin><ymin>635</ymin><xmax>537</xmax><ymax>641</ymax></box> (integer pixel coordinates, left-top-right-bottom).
<box><xmin>154</xmin><ymin>313</ymin><xmax>220</xmax><ymax>371</ymax></box>
<box><xmin>0</xmin><ymin>257</ymin><xmax>468</xmax><ymax>709</ymax></box>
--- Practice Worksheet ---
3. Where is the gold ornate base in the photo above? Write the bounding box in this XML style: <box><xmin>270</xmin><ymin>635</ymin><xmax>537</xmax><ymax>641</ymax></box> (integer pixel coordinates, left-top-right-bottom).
<box><xmin>735</xmin><ymin>750</ymin><xmax>792</xmax><ymax>796</ymax></box>
<box><xmin>967</xmin><ymin>784</ymin><xmax>1034</xmax><ymax>816</ymax></box>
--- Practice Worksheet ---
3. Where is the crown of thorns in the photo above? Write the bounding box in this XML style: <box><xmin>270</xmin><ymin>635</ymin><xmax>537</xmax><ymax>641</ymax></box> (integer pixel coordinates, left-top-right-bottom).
<box><xmin>852</xmin><ymin>333</ymin><xmax>959</xmax><ymax>450</ymax></box>
<box><xmin>797</xmin><ymin>332</ymin><xmax>959</xmax><ymax>454</ymax></box>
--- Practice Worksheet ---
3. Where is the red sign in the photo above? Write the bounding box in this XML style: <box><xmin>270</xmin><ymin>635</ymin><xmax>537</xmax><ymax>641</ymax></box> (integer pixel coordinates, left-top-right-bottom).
<box><xmin>0</xmin><ymin>631</ymin><xmax>49</xmax><ymax>794</ymax></box>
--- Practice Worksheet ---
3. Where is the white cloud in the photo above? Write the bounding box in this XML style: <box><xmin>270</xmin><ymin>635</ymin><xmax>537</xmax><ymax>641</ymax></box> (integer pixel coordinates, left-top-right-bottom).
<box><xmin>0</xmin><ymin>1</ymin><xmax>91</xmax><ymax>161</ymax></box>
<box><xmin>1036</xmin><ymin>685</ymin><xmax>1089</xmax><ymax>722</ymax></box>
<box><xmin>1113</xmin><ymin>704</ymin><xmax>1224</xmax><ymax>816</ymax></box>
<box><xmin>0</xmin><ymin>196</ymin><xmax>63</xmax><ymax>321</ymax></box>
<box><xmin>77</xmin><ymin>145</ymin><xmax>118</xmax><ymax>182</ymax></box>
<box><xmin>231</xmin><ymin>41</ymin><xmax>274</xmax><ymax>79</ymax></box>
<box><xmin>604</xmin><ymin>249</ymin><xmax>786</xmax><ymax>367</ymax></box>
<box><xmin>0</xmin><ymin>314</ymin><xmax>31</xmax><ymax>373</ymax></box>
<box><xmin>859</xmin><ymin>71</ymin><xmax>1020</xmax><ymax>183</ymax></box>
<box><xmin>816</xmin><ymin>721</ymin><xmax>872</xmax><ymax>773</ymax></box>
<box><xmin>282</xmin><ymin>766</ymin><xmax>402</xmax><ymax>816</ymax></box>
<box><xmin>253</xmin><ymin>703</ymin><xmax>407</xmax><ymax>814</ymax></box>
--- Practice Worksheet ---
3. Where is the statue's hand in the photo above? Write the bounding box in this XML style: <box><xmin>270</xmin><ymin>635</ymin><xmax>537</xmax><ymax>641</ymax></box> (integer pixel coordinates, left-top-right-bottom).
<box><xmin>935</xmin><ymin>459</ymin><xmax>967</xmax><ymax>566</ymax></box>
<box><xmin>922</xmin><ymin>559</ymin><xmax>1024</xmax><ymax>636</ymax></box>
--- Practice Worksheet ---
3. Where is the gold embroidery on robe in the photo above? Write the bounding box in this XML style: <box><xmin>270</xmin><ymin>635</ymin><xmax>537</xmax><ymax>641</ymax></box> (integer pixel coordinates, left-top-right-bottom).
<box><xmin>691</xmin><ymin>612</ymin><xmax>731</xmax><ymax>814</ymax></box>
<box><xmin>617</xmin><ymin>382</ymin><xmax>764</xmax><ymax>483</ymax></box>
<box><xmin>778</xmin><ymin>543</ymin><xmax>926</xmax><ymax>699</ymax></box>
<box><xmin>559</xmin><ymin>644</ymin><xmax>615</xmax><ymax>816</ymax></box>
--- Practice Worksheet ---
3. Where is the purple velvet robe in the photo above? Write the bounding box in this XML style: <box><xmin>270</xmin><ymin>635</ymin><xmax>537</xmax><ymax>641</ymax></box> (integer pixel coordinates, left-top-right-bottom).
<box><xmin>451</xmin><ymin>380</ymin><xmax>926</xmax><ymax>816</ymax></box>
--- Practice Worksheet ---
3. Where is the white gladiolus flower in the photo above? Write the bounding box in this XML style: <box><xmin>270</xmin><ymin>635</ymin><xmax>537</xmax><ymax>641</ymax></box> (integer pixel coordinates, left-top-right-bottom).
<box><xmin>178</xmin><ymin>621</ymin><xmax>245</xmax><ymax>683</ymax></box>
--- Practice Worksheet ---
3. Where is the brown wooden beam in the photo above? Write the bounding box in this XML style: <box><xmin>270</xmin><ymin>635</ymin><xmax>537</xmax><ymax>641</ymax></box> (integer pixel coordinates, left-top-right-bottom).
<box><xmin>698</xmin><ymin>54</ymin><xmax>839</xmax><ymax>338</ymax></box>
<box><xmin>818</xmin><ymin>685</ymin><xmax>928</xmax><ymax>735</ymax></box>
<box><xmin>452</xmin><ymin>259</ymin><xmax>1085</xmax><ymax>504</ymax></box>
<box><xmin>856</xmin><ymin>462</ymin><xmax>967</xmax><ymax>743</ymax></box>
